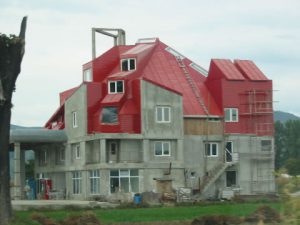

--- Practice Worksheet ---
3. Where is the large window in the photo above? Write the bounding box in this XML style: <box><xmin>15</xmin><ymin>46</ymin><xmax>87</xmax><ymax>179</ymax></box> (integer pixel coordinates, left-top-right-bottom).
<box><xmin>205</xmin><ymin>143</ymin><xmax>218</xmax><ymax>157</ymax></box>
<box><xmin>90</xmin><ymin>170</ymin><xmax>100</xmax><ymax>194</ymax></box>
<box><xmin>101</xmin><ymin>107</ymin><xmax>118</xmax><ymax>124</ymax></box>
<box><xmin>108</xmin><ymin>80</ymin><xmax>124</xmax><ymax>94</ymax></box>
<box><xmin>72</xmin><ymin>111</ymin><xmax>78</xmax><ymax>128</ymax></box>
<box><xmin>121</xmin><ymin>58</ymin><xmax>136</xmax><ymax>71</ymax></box>
<box><xmin>110</xmin><ymin>169</ymin><xmax>139</xmax><ymax>193</ymax></box>
<box><xmin>72</xmin><ymin>171</ymin><xmax>82</xmax><ymax>194</ymax></box>
<box><xmin>224</xmin><ymin>108</ymin><xmax>238</xmax><ymax>122</ymax></box>
<box><xmin>156</xmin><ymin>106</ymin><xmax>171</xmax><ymax>123</ymax></box>
<box><xmin>154</xmin><ymin>141</ymin><xmax>171</xmax><ymax>156</ymax></box>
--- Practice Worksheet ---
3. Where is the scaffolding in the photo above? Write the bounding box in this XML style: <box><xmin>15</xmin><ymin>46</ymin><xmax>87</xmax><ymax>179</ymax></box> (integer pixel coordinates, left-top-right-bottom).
<box><xmin>240</xmin><ymin>89</ymin><xmax>274</xmax><ymax>135</ymax></box>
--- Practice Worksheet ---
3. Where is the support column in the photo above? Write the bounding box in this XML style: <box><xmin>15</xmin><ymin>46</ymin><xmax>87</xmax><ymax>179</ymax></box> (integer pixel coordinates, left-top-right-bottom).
<box><xmin>100</xmin><ymin>139</ymin><xmax>106</xmax><ymax>163</ymax></box>
<box><xmin>143</xmin><ymin>139</ymin><xmax>149</xmax><ymax>162</ymax></box>
<box><xmin>13</xmin><ymin>142</ymin><xmax>23</xmax><ymax>200</ymax></box>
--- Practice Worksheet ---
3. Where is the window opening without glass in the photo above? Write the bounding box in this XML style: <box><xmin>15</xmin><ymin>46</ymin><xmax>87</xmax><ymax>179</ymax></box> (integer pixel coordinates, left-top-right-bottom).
<box><xmin>101</xmin><ymin>107</ymin><xmax>118</xmax><ymax>124</ymax></box>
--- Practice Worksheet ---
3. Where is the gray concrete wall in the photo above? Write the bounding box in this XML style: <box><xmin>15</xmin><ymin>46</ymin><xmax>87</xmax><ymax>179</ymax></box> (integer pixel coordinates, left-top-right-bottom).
<box><xmin>141</xmin><ymin>80</ymin><xmax>183</xmax><ymax>139</ymax></box>
<box><xmin>65</xmin><ymin>85</ymin><xmax>87</xmax><ymax>139</ymax></box>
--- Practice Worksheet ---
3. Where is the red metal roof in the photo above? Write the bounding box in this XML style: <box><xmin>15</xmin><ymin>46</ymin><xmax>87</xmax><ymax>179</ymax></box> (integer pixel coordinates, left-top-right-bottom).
<box><xmin>211</xmin><ymin>59</ymin><xmax>245</xmax><ymax>80</ymax></box>
<box><xmin>141</xmin><ymin>41</ymin><xmax>222</xmax><ymax>116</ymax></box>
<box><xmin>101</xmin><ymin>93</ymin><xmax>124</xmax><ymax>104</ymax></box>
<box><xmin>234</xmin><ymin>60</ymin><xmax>268</xmax><ymax>81</ymax></box>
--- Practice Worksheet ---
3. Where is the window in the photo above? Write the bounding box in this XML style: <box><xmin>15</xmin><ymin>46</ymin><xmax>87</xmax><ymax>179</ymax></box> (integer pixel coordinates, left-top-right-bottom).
<box><xmin>225</xmin><ymin>141</ymin><xmax>233</xmax><ymax>162</ymax></box>
<box><xmin>39</xmin><ymin>149</ymin><xmax>47</xmax><ymax>166</ymax></box>
<box><xmin>72</xmin><ymin>111</ymin><xmax>78</xmax><ymax>128</ymax></box>
<box><xmin>108</xmin><ymin>80</ymin><xmax>124</xmax><ymax>94</ymax></box>
<box><xmin>90</xmin><ymin>170</ymin><xmax>100</xmax><ymax>194</ymax></box>
<box><xmin>75</xmin><ymin>144</ymin><xmax>80</xmax><ymax>159</ymax></box>
<box><xmin>165</xmin><ymin>47</ymin><xmax>185</xmax><ymax>59</ymax></box>
<box><xmin>261</xmin><ymin>140</ymin><xmax>272</xmax><ymax>151</ymax></box>
<box><xmin>121</xmin><ymin>58</ymin><xmax>136</xmax><ymax>71</ymax></box>
<box><xmin>72</xmin><ymin>171</ymin><xmax>82</xmax><ymax>194</ymax></box>
<box><xmin>101</xmin><ymin>107</ymin><xmax>118</xmax><ymax>124</ymax></box>
<box><xmin>205</xmin><ymin>143</ymin><xmax>218</xmax><ymax>157</ymax></box>
<box><xmin>83</xmin><ymin>68</ymin><xmax>92</xmax><ymax>82</ymax></box>
<box><xmin>156</xmin><ymin>106</ymin><xmax>171</xmax><ymax>123</ymax></box>
<box><xmin>55</xmin><ymin>148</ymin><xmax>65</xmax><ymax>164</ymax></box>
<box><xmin>224</xmin><ymin>108</ymin><xmax>238</xmax><ymax>122</ymax></box>
<box><xmin>110</xmin><ymin>169</ymin><xmax>139</xmax><ymax>193</ymax></box>
<box><xmin>189</xmin><ymin>62</ymin><xmax>208</xmax><ymax>77</ymax></box>
<box><xmin>154</xmin><ymin>141</ymin><xmax>171</xmax><ymax>156</ymax></box>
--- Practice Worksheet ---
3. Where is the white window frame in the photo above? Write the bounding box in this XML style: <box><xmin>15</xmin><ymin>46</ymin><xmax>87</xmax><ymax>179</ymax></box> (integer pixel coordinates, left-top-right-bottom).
<box><xmin>156</xmin><ymin>106</ymin><xmax>171</xmax><ymax>123</ymax></box>
<box><xmin>110</xmin><ymin>169</ymin><xmax>139</xmax><ymax>193</ymax></box>
<box><xmin>83</xmin><ymin>68</ymin><xmax>92</xmax><ymax>82</ymax></box>
<box><xmin>72</xmin><ymin>171</ymin><xmax>82</xmax><ymax>194</ymax></box>
<box><xmin>205</xmin><ymin>142</ymin><xmax>218</xmax><ymax>157</ymax></box>
<box><xmin>121</xmin><ymin>58</ymin><xmax>136</xmax><ymax>71</ymax></box>
<box><xmin>108</xmin><ymin>80</ymin><xmax>124</xmax><ymax>94</ymax></box>
<box><xmin>72</xmin><ymin>111</ymin><xmax>78</xmax><ymax>128</ymax></box>
<box><xmin>224</xmin><ymin>108</ymin><xmax>239</xmax><ymax>122</ymax></box>
<box><xmin>154</xmin><ymin>141</ymin><xmax>171</xmax><ymax>156</ymax></box>
<box><xmin>89</xmin><ymin>170</ymin><xmax>100</xmax><ymax>194</ymax></box>
<box><xmin>75</xmin><ymin>144</ymin><xmax>80</xmax><ymax>159</ymax></box>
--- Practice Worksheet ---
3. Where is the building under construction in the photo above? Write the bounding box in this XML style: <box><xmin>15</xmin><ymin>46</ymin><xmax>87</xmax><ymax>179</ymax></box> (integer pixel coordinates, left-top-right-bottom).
<box><xmin>10</xmin><ymin>29</ymin><xmax>275</xmax><ymax>201</ymax></box>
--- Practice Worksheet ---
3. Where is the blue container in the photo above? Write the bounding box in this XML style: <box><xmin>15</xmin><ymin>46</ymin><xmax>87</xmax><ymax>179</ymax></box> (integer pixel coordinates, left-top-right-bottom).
<box><xmin>134</xmin><ymin>193</ymin><xmax>141</xmax><ymax>204</ymax></box>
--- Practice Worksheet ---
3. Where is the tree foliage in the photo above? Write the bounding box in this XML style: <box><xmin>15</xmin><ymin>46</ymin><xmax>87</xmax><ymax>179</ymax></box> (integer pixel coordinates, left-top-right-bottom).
<box><xmin>275</xmin><ymin>119</ymin><xmax>300</xmax><ymax>175</ymax></box>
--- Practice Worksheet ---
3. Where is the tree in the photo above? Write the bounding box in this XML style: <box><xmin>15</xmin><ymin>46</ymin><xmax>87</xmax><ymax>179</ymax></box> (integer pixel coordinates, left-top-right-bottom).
<box><xmin>0</xmin><ymin>17</ymin><xmax>27</xmax><ymax>224</ymax></box>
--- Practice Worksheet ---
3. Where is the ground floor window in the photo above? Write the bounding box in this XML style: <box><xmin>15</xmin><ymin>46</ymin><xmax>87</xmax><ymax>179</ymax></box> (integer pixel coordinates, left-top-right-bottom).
<box><xmin>110</xmin><ymin>169</ymin><xmax>139</xmax><ymax>193</ymax></box>
<box><xmin>89</xmin><ymin>170</ymin><xmax>100</xmax><ymax>194</ymax></box>
<box><xmin>72</xmin><ymin>171</ymin><xmax>82</xmax><ymax>194</ymax></box>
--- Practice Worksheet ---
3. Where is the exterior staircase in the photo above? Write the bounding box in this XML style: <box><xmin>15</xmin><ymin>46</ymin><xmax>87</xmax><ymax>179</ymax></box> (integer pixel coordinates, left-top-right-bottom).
<box><xmin>200</xmin><ymin>162</ymin><xmax>236</xmax><ymax>195</ymax></box>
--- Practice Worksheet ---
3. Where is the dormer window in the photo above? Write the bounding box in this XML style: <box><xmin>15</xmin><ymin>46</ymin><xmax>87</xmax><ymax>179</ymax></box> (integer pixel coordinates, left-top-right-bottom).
<box><xmin>83</xmin><ymin>68</ymin><xmax>92</xmax><ymax>82</ymax></box>
<box><xmin>109</xmin><ymin>80</ymin><xmax>124</xmax><ymax>94</ymax></box>
<box><xmin>121</xmin><ymin>58</ymin><xmax>136</xmax><ymax>71</ymax></box>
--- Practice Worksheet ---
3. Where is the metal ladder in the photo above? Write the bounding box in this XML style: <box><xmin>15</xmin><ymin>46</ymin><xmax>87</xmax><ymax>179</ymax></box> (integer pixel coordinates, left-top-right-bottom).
<box><xmin>176</xmin><ymin>56</ymin><xmax>209</xmax><ymax>115</ymax></box>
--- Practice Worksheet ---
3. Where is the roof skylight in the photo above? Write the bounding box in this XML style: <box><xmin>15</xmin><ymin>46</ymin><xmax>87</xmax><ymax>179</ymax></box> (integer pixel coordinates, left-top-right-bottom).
<box><xmin>189</xmin><ymin>62</ymin><xmax>208</xmax><ymax>77</ymax></box>
<box><xmin>165</xmin><ymin>47</ymin><xmax>185</xmax><ymax>59</ymax></box>
<box><xmin>136</xmin><ymin>38</ymin><xmax>158</xmax><ymax>44</ymax></box>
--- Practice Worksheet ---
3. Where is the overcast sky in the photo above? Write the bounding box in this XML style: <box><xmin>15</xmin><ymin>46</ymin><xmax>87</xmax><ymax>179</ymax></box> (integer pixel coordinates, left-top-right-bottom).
<box><xmin>1</xmin><ymin>0</ymin><xmax>299</xmax><ymax>126</ymax></box>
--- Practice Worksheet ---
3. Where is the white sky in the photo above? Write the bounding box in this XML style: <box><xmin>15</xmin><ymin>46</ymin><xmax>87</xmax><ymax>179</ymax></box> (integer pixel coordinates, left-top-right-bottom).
<box><xmin>1</xmin><ymin>0</ymin><xmax>299</xmax><ymax>126</ymax></box>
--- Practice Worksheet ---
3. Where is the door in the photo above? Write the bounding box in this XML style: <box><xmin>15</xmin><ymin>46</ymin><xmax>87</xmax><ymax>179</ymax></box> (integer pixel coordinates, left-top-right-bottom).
<box><xmin>108</xmin><ymin>142</ymin><xmax>118</xmax><ymax>163</ymax></box>
<box><xmin>225</xmin><ymin>141</ymin><xmax>233</xmax><ymax>162</ymax></box>
<box><xmin>226</xmin><ymin>171</ymin><xmax>237</xmax><ymax>187</ymax></box>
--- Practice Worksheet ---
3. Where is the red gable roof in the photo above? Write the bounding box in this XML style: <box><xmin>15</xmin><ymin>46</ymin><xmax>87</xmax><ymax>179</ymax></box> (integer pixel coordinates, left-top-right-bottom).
<box><xmin>210</xmin><ymin>59</ymin><xmax>245</xmax><ymax>81</ymax></box>
<box><xmin>234</xmin><ymin>60</ymin><xmax>268</xmax><ymax>81</ymax></box>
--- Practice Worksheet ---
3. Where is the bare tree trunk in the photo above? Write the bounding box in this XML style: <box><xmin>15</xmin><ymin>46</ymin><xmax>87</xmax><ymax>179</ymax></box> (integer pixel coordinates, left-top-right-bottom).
<box><xmin>0</xmin><ymin>17</ymin><xmax>27</xmax><ymax>225</ymax></box>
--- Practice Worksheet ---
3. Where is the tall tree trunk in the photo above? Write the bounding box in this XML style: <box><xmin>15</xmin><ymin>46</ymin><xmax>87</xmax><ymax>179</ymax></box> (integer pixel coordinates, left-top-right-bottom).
<box><xmin>0</xmin><ymin>17</ymin><xmax>27</xmax><ymax>225</ymax></box>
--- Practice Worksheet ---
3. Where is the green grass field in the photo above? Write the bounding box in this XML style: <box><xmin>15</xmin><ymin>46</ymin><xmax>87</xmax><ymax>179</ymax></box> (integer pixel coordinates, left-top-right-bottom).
<box><xmin>11</xmin><ymin>202</ymin><xmax>282</xmax><ymax>225</ymax></box>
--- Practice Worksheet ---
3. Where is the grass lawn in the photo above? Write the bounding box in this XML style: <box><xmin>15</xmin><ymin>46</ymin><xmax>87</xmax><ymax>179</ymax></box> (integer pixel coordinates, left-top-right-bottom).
<box><xmin>12</xmin><ymin>202</ymin><xmax>282</xmax><ymax>225</ymax></box>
